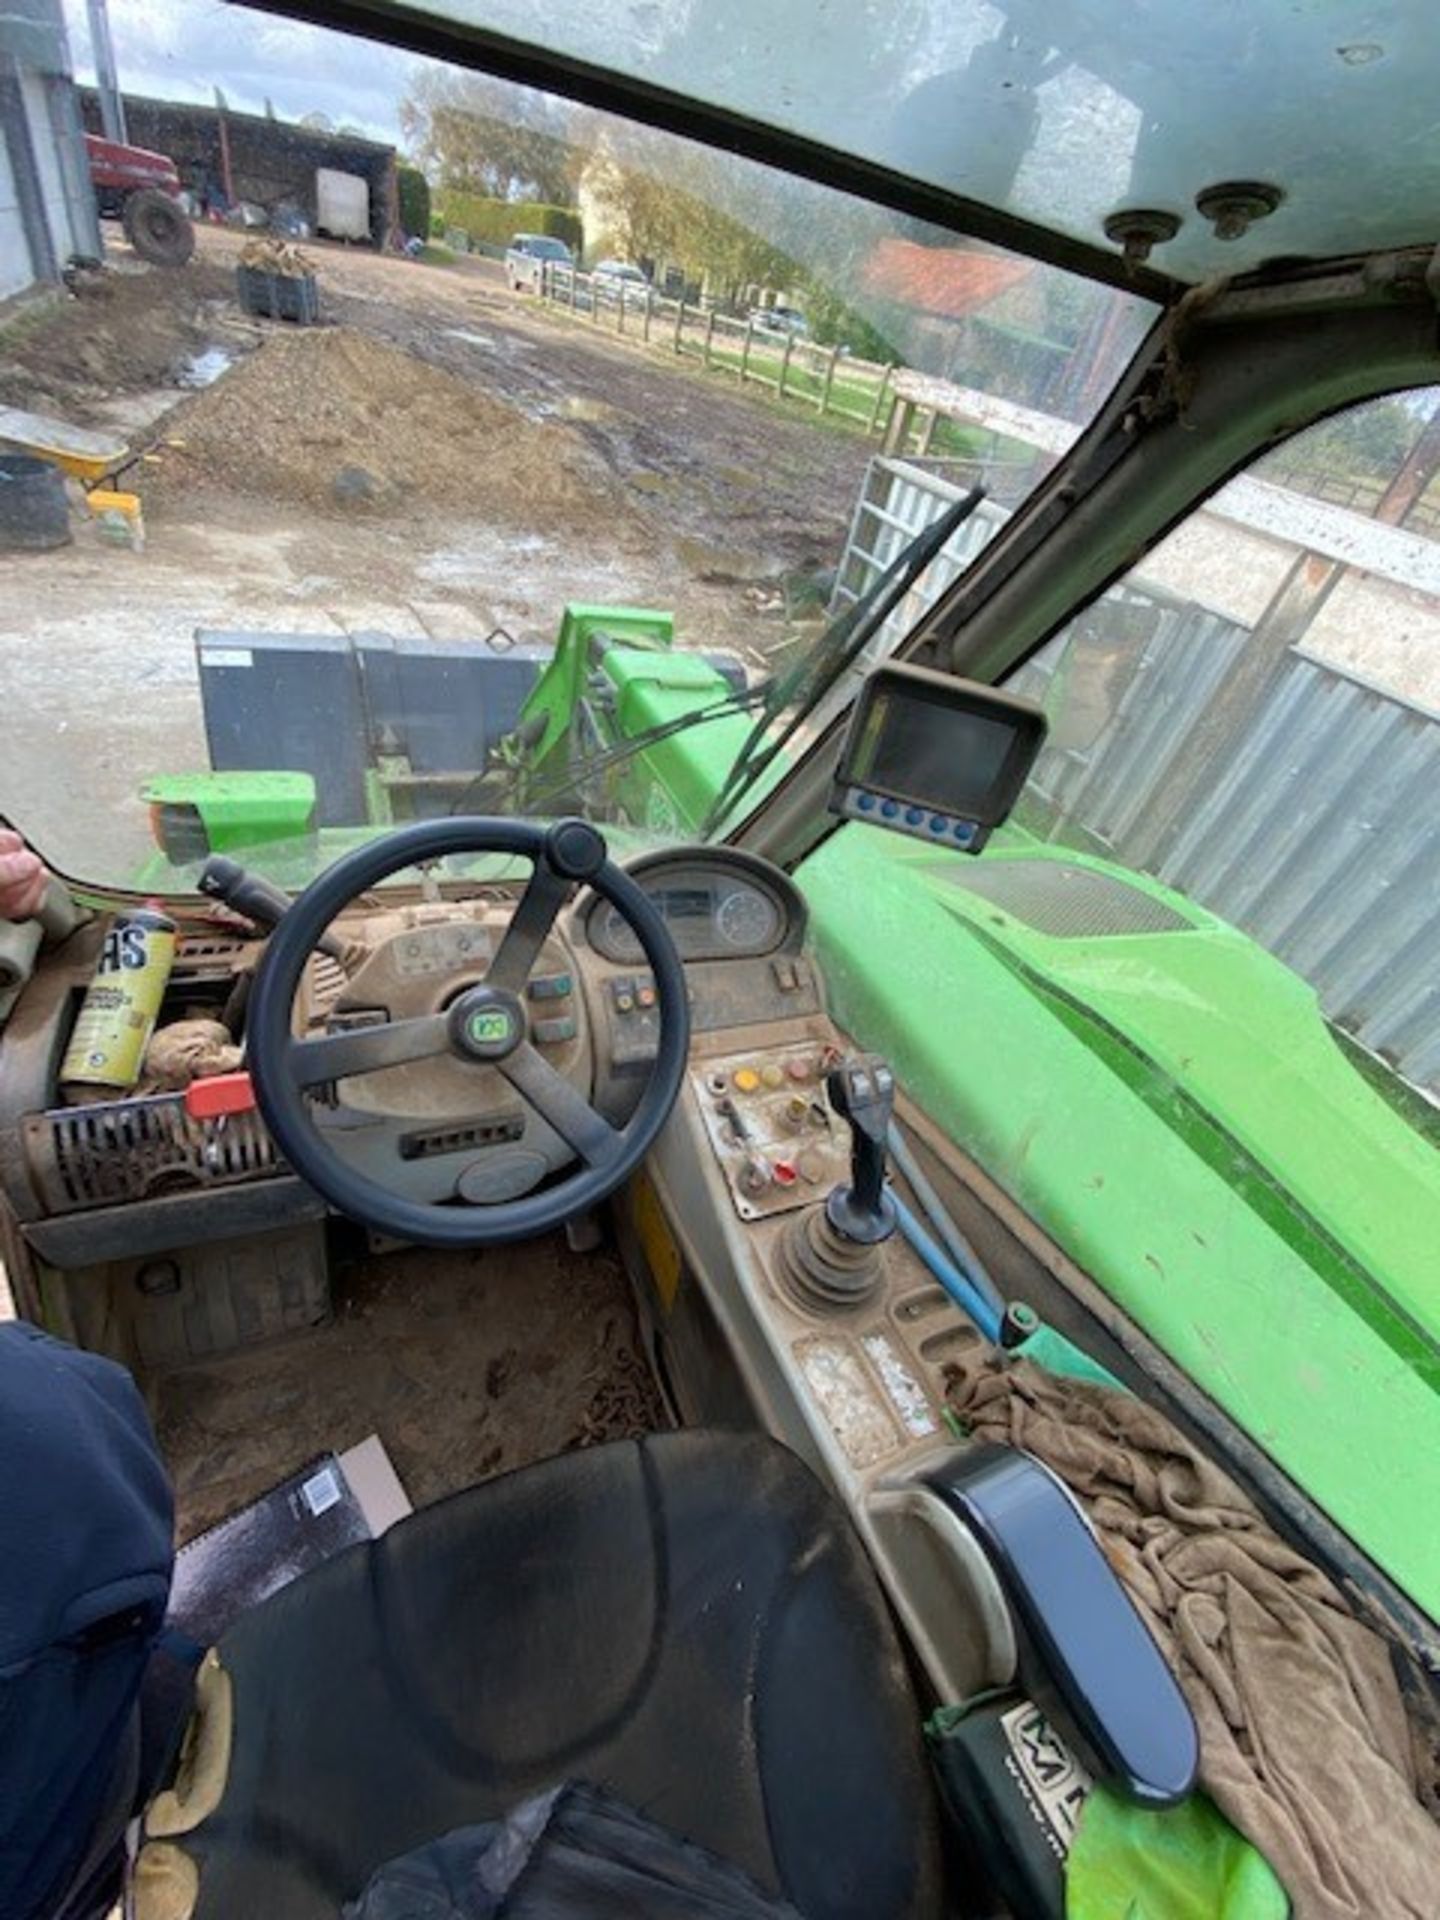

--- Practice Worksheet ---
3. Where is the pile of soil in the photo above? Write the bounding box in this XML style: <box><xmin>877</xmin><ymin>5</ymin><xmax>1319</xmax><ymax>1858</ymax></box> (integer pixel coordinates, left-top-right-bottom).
<box><xmin>150</xmin><ymin>326</ymin><xmax>623</xmax><ymax>525</ymax></box>
<box><xmin>0</xmin><ymin>258</ymin><xmax>241</xmax><ymax>420</ymax></box>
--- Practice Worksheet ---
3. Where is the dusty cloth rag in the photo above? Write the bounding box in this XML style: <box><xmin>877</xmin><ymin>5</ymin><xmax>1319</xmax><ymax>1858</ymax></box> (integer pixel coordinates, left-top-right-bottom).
<box><xmin>945</xmin><ymin>1351</ymin><xmax>1440</xmax><ymax>1920</ymax></box>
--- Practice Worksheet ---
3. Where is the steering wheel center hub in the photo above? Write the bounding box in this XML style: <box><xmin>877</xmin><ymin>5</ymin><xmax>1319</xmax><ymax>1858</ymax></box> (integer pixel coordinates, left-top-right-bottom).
<box><xmin>449</xmin><ymin>984</ymin><xmax>525</xmax><ymax>1062</ymax></box>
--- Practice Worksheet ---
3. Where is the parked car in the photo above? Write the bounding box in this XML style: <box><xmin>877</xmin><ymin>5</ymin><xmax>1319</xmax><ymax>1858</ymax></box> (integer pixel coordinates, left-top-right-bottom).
<box><xmin>504</xmin><ymin>233</ymin><xmax>573</xmax><ymax>292</ymax></box>
<box><xmin>749</xmin><ymin>302</ymin><xmax>809</xmax><ymax>337</ymax></box>
<box><xmin>592</xmin><ymin>258</ymin><xmax>649</xmax><ymax>286</ymax></box>
<box><xmin>591</xmin><ymin>259</ymin><xmax>650</xmax><ymax>304</ymax></box>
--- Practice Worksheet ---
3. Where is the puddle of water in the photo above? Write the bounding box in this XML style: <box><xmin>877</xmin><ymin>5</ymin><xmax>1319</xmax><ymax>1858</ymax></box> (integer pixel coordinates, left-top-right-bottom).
<box><xmin>557</xmin><ymin>395</ymin><xmax>620</xmax><ymax>425</ymax></box>
<box><xmin>445</xmin><ymin>328</ymin><xmax>496</xmax><ymax>349</ymax></box>
<box><xmin>177</xmin><ymin>347</ymin><xmax>234</xmax><ymax>389</ymax></box>
<box><xmin>532</xmin><ymin>393</ymin><xmax>622</xmax><ymax>426</ymax></box>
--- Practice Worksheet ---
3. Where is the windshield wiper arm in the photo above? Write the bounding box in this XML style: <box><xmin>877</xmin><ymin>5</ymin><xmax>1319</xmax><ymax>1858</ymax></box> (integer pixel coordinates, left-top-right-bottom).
<box><xmin>697</xmin><ymin>484</ymin><xmax>987</xmax><ymax>838</ymax></box>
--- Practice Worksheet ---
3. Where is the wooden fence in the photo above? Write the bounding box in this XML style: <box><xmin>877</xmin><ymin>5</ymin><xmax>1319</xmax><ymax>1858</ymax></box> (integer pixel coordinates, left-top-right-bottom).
<box><xmin>540</xmin><ymin>263</ymin><xmax>895</xmax><ymax>433</ymax></box>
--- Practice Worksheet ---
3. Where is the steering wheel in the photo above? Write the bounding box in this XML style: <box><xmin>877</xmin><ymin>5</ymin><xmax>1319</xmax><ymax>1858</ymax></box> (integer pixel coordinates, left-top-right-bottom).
<box><xmin>247</xmin><ymin>818</ymin><xmax>689</xmax><ymax>1247</ymax></box>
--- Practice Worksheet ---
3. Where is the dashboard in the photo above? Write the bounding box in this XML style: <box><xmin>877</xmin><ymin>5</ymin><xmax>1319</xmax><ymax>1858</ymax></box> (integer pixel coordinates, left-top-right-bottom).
<box><xmin>0</xmin><ymin>844</ymin><xmax>820</xmax><ymax>1250</ymax></box>
<box><xmin>583</xmin><ymin>857</ymin><xmax>792</xmax><ymax>963</ymax></box>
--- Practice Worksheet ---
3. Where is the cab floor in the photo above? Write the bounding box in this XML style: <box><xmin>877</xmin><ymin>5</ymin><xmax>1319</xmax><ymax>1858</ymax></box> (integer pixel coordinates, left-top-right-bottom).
<box><xmin>151</xmin><ymin>1231</ymin><xmax>669</xmax><ymax>1543</ymax></box>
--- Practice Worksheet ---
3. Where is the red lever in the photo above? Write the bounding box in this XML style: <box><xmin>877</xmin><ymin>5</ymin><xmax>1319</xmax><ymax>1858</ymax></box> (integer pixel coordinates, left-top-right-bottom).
<box><xmin>184</xmin><ymin>1072</ymin><xmax>256</xmax><ymax>1120</ymax></box>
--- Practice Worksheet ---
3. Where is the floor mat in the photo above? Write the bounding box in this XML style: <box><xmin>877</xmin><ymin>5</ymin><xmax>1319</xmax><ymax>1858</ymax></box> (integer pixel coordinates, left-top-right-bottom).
<box><xmin>153</xmin><ymin>1233</ymin><xmax>668</xmax><ymax>1542</ymax></box>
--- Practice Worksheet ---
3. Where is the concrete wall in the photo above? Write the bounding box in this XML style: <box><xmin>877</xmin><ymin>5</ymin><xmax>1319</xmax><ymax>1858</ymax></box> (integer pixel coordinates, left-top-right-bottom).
<box><xmin>0</xmin><ymin>0</ymin><xmax>98</xmax><ymax>300</ymax></box>
<box><xmin>0</xmin><ymin>114</ymin><xmax>32</xmax><ymax>300</ymax></box>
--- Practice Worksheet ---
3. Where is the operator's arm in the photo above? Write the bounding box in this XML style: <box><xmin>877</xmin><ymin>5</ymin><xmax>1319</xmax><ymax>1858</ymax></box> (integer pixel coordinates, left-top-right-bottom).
<box><xmin>0</xmin><ymin>830</ymin><xmax>47</xmax><ymax>921</ymax></box>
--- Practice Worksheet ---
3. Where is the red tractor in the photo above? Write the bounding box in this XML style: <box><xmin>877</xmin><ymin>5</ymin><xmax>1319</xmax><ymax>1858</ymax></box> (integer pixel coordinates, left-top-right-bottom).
<box><xmin>84</xmin><ymin>132</ymin><xmax>195</xmax><ymax>266</ymax></box>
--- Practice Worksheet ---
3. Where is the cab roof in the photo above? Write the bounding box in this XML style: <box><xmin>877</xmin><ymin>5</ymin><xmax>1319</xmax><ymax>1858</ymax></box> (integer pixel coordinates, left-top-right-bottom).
<box><xmin>287</xmin><ymin>0</ymin><xmax>1439</xmax><ymax>296</ymax></box>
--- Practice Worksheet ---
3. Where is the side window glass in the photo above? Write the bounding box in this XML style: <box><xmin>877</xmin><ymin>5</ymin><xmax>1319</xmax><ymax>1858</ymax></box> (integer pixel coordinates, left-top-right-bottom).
<box><xmin>1006</xmin><ymin>388</ymin><xmax>1440</xmax><ymax>1116</ymax></box>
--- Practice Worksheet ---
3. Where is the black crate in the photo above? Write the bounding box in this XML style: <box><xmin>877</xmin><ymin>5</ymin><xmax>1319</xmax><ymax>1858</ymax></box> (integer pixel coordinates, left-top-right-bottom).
<box><xmin>235</xmin><ymin>264</ymin><xmax>320</xmax><ymax>324</ymax></box>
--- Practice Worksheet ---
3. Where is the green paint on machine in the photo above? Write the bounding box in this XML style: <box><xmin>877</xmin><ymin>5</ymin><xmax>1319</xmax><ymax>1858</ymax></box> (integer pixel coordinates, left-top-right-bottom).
<box><xmin>798</xmin><ymin>822</ymin><xmax>1440</xmax><ymax>1618</ymax></box>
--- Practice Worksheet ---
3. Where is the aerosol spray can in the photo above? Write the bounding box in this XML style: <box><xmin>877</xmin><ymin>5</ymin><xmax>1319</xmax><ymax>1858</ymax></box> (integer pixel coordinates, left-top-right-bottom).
<box><xmin>60</xmin><ymin>906</ymin><xmax>177</xmax><ymax>1092</ymax></box>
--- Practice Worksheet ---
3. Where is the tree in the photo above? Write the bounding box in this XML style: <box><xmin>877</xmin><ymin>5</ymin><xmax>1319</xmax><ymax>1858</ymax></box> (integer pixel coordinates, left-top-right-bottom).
<box><xmin>399</xmin><ymin>69</ymin><xmax>581</xmax><ymax>204</ymax></box>
<box><xmin>396</xmin><ymin>165</ymin><xmax>431</xmax><ymax>241</ymax></box>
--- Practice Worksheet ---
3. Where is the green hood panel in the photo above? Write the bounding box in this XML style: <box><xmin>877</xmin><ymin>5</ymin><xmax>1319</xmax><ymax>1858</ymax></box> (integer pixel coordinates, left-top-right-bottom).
<box><xmin>799</xmin><ymin>822</ymin><xmax>1440</xmax><ymax>1618</ymax></box>
<box><xmin>924</xmin><ymin>844</ymin><xmax>1440</xmax><ymax>1351</ymax></box>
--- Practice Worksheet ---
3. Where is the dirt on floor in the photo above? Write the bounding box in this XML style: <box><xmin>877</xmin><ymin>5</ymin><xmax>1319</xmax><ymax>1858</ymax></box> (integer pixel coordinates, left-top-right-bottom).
<box><xmin>0</xmin><ymin>255</ymin><xmax>252</xmax><ymax>424</ymax></box>
<box><xmin>153</xmin><ymin>1233</ymin><xmax>668</xmax><ymax>1543</ymax></box>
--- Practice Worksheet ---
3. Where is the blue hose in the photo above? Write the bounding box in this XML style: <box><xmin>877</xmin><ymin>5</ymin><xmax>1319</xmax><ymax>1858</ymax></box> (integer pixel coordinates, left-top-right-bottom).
<box><xmin>887</xmin><ymin>1123</ymin><xmax>1006</xmax><ymax>1320</ymax></box>
<box><xmin>890</xmin><ymin>1193</ymin><xmax>1004</xmax><ymax>1344</ymax></box>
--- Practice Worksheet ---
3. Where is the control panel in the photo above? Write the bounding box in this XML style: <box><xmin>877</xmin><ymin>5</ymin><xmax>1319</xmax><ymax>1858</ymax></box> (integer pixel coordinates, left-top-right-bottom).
<box><xmin>694</xmin><ymin>1041</ymin><xmax>851</xmax><ymax>1219</ymax></box>
<box><xmin>526</xmin><ymin>970</ymin><xmax>578</xmax><ymax>1047</ymax></box>
<box><xmin>393</xmin><ymin>920</ymin><xmax>494</xmax><ymax>977</ymax></box>
<box><xmin>603</xmin><ymin>969</ymin><xmax>663</xmax><ymax>1068</ymax></box>
<box><xmin>833</xmin><ymin>787</ymin><xmax>982</xmax><ymax>849</ymax></box>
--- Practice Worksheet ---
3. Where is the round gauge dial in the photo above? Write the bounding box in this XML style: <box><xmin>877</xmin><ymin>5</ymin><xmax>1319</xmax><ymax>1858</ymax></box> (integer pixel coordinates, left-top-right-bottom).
<box><xmin>595</xmin><ymin>902</ymin><xmax>643</xmax><ymax>963</ymax></box>
<box><xmin>715</xmin><ymin>886</ymin><xmax>780</xmax><ymax>951</ymax></box>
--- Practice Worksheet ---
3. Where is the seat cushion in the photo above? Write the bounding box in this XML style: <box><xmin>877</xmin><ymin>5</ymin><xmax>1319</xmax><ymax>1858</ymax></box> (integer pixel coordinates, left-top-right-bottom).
<box><xmin>180</xmin><ymin>1431</ymin><xmax>941</xmax><ymax>1919</ymax></box>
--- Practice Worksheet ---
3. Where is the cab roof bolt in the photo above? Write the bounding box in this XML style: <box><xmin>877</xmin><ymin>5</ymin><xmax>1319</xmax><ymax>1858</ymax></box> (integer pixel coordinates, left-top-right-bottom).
<box><xmin>1195</xmin><ymin>180</ymin><xmax>1284</xmax><ymax>242</ymax></box>
<box><xmin>1102</xmin><ymin>208</ymin><xmax>1182</xmax><ymax>266</ymax></box>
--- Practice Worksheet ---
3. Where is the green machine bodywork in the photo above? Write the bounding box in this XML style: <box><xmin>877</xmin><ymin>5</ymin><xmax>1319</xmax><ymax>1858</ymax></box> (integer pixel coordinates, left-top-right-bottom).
<box><xmin>135</xmin><ymin>605</ymin><xmax>1439</xmax><ymax>1614</ymax></box>
<box><xmin>504</xmin><ymin>603</ymin><xmax>754</xmax><ymax>832</ymax></box>
<box><xmin>798</xmin><ymin>824</ymin><xmax>1440</xmax><ymax>1617</ymax></box>
<box><xmin>134</xmin><ymin>606</ymin><xmax>751</xmax><ymax>883</ymax></box>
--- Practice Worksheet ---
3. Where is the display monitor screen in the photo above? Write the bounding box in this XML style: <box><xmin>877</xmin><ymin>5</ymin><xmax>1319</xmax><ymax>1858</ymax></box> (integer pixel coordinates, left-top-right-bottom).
<box><xmin>851</xmin><ymin>692</ymin><xmax>1017</xmax><ymax>815</ymax></box>
<box><xmin>836</xmin><ymin>666</ymin><xmax>1046</xmax><ymax>827</ymax></box>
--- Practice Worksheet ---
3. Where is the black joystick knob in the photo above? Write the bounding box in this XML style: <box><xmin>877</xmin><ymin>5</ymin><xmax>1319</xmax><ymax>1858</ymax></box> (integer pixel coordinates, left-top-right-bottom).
<box><xmin>824</xmin><ymin>1056</ymin><xmax>898</xmax><ymax>1245</ymax></box>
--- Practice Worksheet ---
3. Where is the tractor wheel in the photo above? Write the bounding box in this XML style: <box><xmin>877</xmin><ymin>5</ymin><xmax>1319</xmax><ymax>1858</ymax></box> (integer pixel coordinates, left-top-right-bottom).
<box><xmin>123</xmin><ymin>189</ymin><xmax>195</xmax><ymax>267</ymax></box>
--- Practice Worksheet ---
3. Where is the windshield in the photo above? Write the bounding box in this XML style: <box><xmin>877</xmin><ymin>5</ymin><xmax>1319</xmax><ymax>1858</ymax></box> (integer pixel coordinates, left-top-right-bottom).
<box><xmin>0</xmin><ymin>1</ymin><xmax>1152</xmax><ymax>893</ymax></box>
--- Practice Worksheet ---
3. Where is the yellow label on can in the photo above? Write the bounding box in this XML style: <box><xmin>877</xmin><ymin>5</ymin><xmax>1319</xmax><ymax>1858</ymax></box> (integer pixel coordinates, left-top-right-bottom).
<box><xmin>61</xmin><ymin>918</ymin><xmax>177</xmax><ymax>1089</ymax></box>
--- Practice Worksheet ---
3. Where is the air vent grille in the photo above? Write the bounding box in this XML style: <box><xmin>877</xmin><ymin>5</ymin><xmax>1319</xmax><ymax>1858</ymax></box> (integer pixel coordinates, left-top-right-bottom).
<box><xmin>936</xmin><ymin>860</ymin><xmax>1191</xmax><ymax>938</ymax></box>
<box><xmin>24</xmin><ymin>1093</ymin><xmax>282</xmax><ymax>1215</ymax></box>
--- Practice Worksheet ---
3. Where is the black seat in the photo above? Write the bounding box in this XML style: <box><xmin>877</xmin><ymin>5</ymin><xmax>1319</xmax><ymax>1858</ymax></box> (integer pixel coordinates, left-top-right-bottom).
<box><xmin>174</xmin><ymin>1431</ymin><xmax>942</xmax><ymax>1918</ymax></box>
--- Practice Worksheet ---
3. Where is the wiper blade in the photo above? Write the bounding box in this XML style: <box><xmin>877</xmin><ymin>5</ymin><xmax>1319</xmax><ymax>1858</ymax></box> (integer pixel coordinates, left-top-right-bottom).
<box><xmin>454</xmin><ymin>484</ymin><xmax>983</xmax><ymax>831</ymax></box>
<box><xmin>453</xmin><ymin>680</ymin><xmax>766</xmax><ymax>821</ymax></box>
<box><xmin>697</xmin><ymin>484</ymin><xmax>987</xmax><ymax>838</ymax></box>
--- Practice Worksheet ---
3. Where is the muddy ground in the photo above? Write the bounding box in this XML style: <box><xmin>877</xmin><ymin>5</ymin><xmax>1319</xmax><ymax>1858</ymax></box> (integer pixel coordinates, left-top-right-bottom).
<box><xmin>0</xmin><ymin>225</ymin><xmax>869</xmax><ymax>877</ymax></box>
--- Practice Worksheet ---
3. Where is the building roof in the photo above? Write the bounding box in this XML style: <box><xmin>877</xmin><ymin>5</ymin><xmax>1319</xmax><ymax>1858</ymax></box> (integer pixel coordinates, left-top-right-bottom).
<box><xmin>79</xmin><ymin>88</ymin><xmax>395</xmax><ymax>160</ymax></box>
<box><xmin>859</xmin><ymin>239</ymin><xmax>1029</xmax><ymax>320</ymax></box>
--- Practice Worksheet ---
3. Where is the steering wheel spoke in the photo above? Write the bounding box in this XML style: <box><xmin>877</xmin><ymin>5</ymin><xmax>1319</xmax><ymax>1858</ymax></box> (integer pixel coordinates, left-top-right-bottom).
<box><xmin>485</xmin><ymin>863</ymin><xmax>573</xmax><ymax>992</ymax></box>
<box><xmin>291</xmin><ymin>1013</ymin><xmax>450</xmax><ymax>1089</ymax></box>
<box><xmin>497</xmin><ymin>1042</ymin><xmax>622</xmax><ymax>1168</ymax></box>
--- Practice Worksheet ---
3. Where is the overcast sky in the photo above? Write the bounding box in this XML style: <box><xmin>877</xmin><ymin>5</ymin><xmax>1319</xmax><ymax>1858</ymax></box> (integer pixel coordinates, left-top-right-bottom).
<box><xmin>62</xmin><ymin>0</ymin><xmax>431</xmax><ymax>144</ymax></box>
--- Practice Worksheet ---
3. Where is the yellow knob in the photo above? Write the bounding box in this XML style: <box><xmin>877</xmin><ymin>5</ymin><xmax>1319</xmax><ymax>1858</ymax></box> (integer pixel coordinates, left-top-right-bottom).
<box><xmin>733</xmin><ymin>1067</ymin><xmax>761</xmax><ymax>1094</ymax></box>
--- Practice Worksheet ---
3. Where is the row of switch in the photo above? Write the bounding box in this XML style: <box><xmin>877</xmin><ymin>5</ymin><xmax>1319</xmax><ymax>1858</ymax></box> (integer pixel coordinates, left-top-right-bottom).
<box><xmin>853</xmin><ymin>791</ymin><xmax>979</xmax><ymax>843</ymax></box>
<box><xmin>709</xmin><ymin>1056</ymin><xmax>814</xmax><ymax>1095</ymax></box>
<box><xmin>529</xmin><ymin>971</ymin><xmax>575</xmax><ymax>1045</ymax></box>
<box><xmin>739</xmin><ymin>1149</ymin><xmax>828</xmax><ymax>1195</ymax></box>
<box><xmin>610</xmin><ymin>975</ymin><xmax>658</xmax><ymax>1015</ymax></box>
